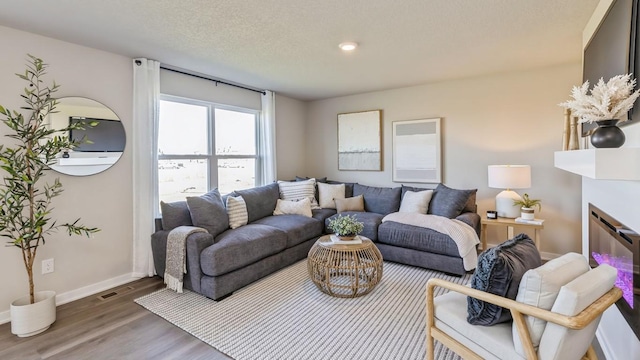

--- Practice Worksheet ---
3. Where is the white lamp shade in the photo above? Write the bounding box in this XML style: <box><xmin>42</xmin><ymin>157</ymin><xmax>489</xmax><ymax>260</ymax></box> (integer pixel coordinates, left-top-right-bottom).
<box><xmin>488</xmin><ymin>165</ymin><xmax>531</xmax><ymax>190</ymax></box>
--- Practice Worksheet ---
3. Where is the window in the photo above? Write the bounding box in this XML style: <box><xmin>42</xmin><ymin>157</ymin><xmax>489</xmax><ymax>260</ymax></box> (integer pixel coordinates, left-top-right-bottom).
<box><xmin>158</xmin><ymin>96</ymin><xmax>258</xmax><ymax>204</ymax></box>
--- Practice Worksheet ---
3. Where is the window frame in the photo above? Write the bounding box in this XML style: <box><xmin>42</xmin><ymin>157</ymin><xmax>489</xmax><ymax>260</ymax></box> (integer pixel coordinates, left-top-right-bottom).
<box><xmin>157</xmin><ymin>94</ymin><xmax>259</xmax><ymax>207</ymax></box>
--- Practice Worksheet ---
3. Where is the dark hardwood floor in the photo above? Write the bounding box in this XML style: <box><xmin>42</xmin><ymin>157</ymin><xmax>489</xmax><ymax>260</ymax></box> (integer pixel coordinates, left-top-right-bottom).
<box><xmin>0</xmin><ymin>277</ymin><xmax>231</xmax><ymax>360</ymax></box>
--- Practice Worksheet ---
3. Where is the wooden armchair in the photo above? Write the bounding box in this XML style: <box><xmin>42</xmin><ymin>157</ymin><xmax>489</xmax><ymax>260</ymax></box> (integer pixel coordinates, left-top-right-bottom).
<box><xmin>426</xmin><ymin>262</ymin><xmax>621</xmax><ymax>360</ymax></box>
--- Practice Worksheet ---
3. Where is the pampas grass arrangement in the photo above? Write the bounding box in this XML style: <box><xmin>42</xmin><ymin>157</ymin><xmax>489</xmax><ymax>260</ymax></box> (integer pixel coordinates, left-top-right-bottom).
<box><xmin>559</xmin><ymin>73</ymin><xmax>640</xmax><ymax>123</ymax></box>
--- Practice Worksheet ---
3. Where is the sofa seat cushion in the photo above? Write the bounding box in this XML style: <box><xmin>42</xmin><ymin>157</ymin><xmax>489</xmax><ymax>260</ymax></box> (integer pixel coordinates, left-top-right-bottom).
<box><xmin>202</xmin><ymin>224</ymin><xmax>287</xmax><ymax>277</ymax></box>
<box><xmin>377</xmin><ymin>221</ymin><xmax>461</xmax><ymax>257</ymax></box>
<box><xmin>312</xmin><ymin>208</ymin><xmax>337</xmax><ymax>223</ymax></box>
<box><xmin>253</xmin><ymin>215</ymin><xmax>323</xmax><ymax>248</ymax></box>
<box><xmin>325</xmin><ymin>211</ymin><xmax>384</xmax><ymax>241</ymax></box>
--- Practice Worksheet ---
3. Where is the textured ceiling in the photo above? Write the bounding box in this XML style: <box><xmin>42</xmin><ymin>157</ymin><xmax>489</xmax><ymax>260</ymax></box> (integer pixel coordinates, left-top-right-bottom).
<box><xmin>0</xmin><ymin>0</ymin><xmax>599</xmax><ymax>100</ymax></box>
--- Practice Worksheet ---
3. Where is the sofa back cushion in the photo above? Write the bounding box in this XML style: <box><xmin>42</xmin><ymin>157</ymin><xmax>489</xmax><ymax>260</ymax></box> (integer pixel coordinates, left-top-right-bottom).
<box><xmin>186</xmin><ymin>189</ymin><xmax>229</xmax><ymax>237</ymax></box>
<box><xmin>233</xmin><ymin>182</ymin><xmax>280</xmax><ymax>223</ymax></box>
<box><xmin>160</xmin><ymin>200</ymin><xmax>193</xmax><ymax>230</ymax></box>
<box><xmin>353</xmin><ymin>184</ymin><xmax>401</xmax><ymax>215</ymax></box>
<box><xmin>428</xmin><ymin>183</ymin><xmax>477</xmax><ymax>218</ymax></box>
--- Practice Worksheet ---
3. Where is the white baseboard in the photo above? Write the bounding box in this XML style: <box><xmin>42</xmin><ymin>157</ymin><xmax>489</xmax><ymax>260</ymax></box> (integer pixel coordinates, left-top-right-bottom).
<box><xmin>596</xmin><ymin>328</ymin><xmax>614</xmax><ymax>360</ymax></box>
<box><xmin>0</xmin><ymin>272</ymin><xmax>139</xmax><ymax>325</ymax></box>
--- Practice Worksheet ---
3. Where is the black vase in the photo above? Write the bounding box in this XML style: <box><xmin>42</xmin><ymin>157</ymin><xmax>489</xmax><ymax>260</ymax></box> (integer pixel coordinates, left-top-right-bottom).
<box><xmin>590</xmin><ymin>119</ymin><xmax>625</xmax><ymax>148</ymax></box>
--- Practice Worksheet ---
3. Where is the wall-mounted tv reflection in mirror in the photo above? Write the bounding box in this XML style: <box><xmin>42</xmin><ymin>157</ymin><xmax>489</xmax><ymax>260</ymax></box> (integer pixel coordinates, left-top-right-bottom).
<box><xmin>69</xmin><ymin>117</ymin><xmax>126</xmax><ymax>152</ymax></box>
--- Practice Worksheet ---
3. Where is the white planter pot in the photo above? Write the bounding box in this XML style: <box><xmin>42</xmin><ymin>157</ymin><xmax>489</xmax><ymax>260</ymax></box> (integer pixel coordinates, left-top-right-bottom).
<box><xmin>10</xmin><ymin>290</ymin><xmax>56</xmax><ymax>337</ymax></box>
<box><xmin>521</xmin><ymin>207</ymin><xmax>535</xmax><ymax>220</ymax></box>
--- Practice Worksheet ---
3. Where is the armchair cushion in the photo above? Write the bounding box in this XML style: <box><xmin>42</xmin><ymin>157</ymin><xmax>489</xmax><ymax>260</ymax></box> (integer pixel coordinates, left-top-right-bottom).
<box><xmin>467</xmin><ymin>234</ymin><xmax>541</xmax><ymax>325</ymax></box>
<box><xmin>435</xmin><ymin>291</ymin><xmax>525</xmax><ymax>360</ymax></box>
<box><xmin>538</xmin><ymin>264</ymin><xmax>617</xmax><ymax>360</ymax></box>
<box><xmin>512</xmin><ymin>252</ymin><xmax>590</xmax><ymax>356</ymax></box>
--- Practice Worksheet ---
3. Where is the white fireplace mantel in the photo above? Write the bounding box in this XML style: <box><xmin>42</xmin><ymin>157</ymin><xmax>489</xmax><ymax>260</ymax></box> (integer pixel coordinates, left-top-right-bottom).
<box><xmin>554</xmin><ymin>148</ymin><xmax>640</xmax><ymax>180</ymax></box>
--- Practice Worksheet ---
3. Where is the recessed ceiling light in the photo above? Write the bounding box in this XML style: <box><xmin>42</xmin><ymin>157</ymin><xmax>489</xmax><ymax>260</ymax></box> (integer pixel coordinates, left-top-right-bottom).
<box><xmin>339</xmin><ymin>42</ymin><xmax>358</xmax><ymax>51</ymax></box>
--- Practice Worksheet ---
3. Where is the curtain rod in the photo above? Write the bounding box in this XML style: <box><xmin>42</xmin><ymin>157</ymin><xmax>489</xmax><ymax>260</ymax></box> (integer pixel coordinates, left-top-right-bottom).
<box><xmin>159</xmin><ymin>66</ymin><xmax>266</xmax><ymax>95</ymax></box>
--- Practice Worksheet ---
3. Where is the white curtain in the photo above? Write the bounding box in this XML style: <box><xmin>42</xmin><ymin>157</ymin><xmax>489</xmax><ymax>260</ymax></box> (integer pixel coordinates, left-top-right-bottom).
<box><xmin>132</xmin><ymin>58</ymin><xmax>160</xmax><ymax>278</ymax></box>
<box><xmin>259</xmin><ymin>90</ymin><xmax>277</xmax><ymax>184</ymax></box>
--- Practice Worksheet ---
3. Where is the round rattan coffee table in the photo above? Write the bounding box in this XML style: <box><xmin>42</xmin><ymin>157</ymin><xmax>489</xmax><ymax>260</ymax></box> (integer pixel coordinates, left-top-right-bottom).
<box><xmin>307</xmin><ymin>235</ymin><xmax>383</xmax><ymax>298</ymax></box>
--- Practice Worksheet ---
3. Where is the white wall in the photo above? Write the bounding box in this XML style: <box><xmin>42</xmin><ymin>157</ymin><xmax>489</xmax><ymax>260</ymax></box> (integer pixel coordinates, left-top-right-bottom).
<box><xmin>306</xmin><ymin>64</ymin><xmax>583</xmax><ymax>257</ymax></box>
<box><xmin>0</xmin><ymin>26</ymin><xmax>134</xmax><ymax>319</ymax></box>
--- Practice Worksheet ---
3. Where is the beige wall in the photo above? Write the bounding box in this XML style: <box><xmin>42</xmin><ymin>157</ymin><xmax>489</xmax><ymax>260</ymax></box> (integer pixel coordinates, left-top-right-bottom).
<box><xmin>306</xmin><ymin>64</ymin><xmax>583</xmax><ymax>257</ymax></box>
<box><xmin>0</xmin><ymin>26</ymin><xmax>133</xmax><ymax>316</ymax></box>
<box><xmin>275</xmin><ymin>94</ymin><xmax>308</xmax><ymax>180</ymax></box>
<box><xmin>0</xmin><ymin>26</ymin><xmax>310</xmax><ymax>320</ymax></box>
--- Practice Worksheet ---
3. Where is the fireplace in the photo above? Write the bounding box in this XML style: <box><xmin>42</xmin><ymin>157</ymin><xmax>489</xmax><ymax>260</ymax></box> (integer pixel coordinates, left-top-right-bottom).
<box><xmin>589</xmin><ymin>204</ymin><xmax>640</xmax><ymax>340</ymax></box>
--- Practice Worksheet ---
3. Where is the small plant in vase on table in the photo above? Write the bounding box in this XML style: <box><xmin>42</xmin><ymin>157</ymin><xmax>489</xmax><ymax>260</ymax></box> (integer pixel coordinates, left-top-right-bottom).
<box><xmin>327</xmin><ymin>214</ymin><xmax>364</xmax><ymax>241</ymax></box>
<box><xmin>513</xmin><ymin>194</ymin><xmax>541</xmax><ymax>221</ymax></box>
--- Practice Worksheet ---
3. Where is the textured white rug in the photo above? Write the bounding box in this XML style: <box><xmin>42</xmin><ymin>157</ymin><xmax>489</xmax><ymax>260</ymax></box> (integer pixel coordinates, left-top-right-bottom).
<box><xmin>135</xmin><ymin>260</ymin><xmax>470</xmax><ymax>360</ymax></box>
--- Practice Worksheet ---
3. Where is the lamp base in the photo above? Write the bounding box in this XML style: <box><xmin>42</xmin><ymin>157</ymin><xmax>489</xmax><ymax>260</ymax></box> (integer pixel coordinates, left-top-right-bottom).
<box><xmin>495</xmin><ymin>190</ymin><xmax>522</xmax><ymax>218</ymax></box>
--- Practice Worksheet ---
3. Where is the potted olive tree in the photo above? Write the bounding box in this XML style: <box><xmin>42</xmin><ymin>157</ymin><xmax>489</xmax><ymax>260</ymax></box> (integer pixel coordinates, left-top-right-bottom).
<box><xmin>0</xmin><ymin>55</ymin><xmax>98</xmax><ymax>337</ymax></box>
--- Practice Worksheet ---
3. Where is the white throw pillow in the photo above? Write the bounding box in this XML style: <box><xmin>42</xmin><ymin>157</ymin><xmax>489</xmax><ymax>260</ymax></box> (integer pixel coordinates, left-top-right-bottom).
<box><xmin>399</xmin><ymin>190</ymin><xmax>434</xmax><ymax>214</ymax></box>
<box><xmin>226</xmin><ymin>195</ymin><xmax>248</xmax><ymax>229</ymax></box>
<box><xmin>317</xmin><ymin>183</ymin><xmax>346</xmax><ymax>209</ymax></box>
<box><xmin>512</xmin><ymin>252</ymin><xmax>590</xmax><ymax>357</ymax></box>
<box><xmin>273</xmin><ymin>198</ymin><xmax>312</xmax><ymax>217</ymax></box>
<box><xmin>277</xmin><ymin>179</ymin><xmax>320</xmax><ymax>209</ymax></box>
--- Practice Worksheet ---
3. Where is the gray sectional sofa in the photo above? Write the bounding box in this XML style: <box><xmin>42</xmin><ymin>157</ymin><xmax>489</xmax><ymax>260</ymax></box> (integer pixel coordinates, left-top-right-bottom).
<box><xmin>151</xmin><ymin>180</ymin><xmax>479</xmax><ymax>300</ymax></box>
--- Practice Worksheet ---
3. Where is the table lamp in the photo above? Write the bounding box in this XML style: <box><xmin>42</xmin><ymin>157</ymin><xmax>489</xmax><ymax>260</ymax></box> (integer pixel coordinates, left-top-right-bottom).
<box><xmin>488</xmin><ymin>165</ymin><xmax>531</xmax><ymax>218</ymax></box>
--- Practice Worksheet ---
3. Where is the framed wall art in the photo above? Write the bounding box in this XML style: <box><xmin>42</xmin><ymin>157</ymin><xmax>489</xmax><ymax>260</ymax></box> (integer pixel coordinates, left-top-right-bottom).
<box><xmin>337</xmin><ymin>110</ymin><xmax>382</xmax><ymax>171</ymax></box>
<box><xmin>392</xmin><ymin>118</ymin><xmax>441</xmax><ymax>183</ymax></box>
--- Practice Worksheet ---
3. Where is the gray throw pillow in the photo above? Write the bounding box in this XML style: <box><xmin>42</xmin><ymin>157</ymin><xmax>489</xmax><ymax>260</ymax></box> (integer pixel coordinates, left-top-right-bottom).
<box><xmin>467</xmin><ymin>233</ymin><xmax>542</xmax><ymax>325</ymax></box>
<box><xmin>428</xmin><ymin>183</ymin><xmax>477</xmax><ymax>218</ymax></box>
<box><xmin>160</xmin><ymin>200</ymin><xmax>193</xmax><ymax>230</ymax></box>
<box><xmin>186</xmin><ymin>189</ymin><xmax>229</xmax><ymax>237</ymax></box>
<box><xmin>353</xmin><ymin>184</ymin><xmax>402</xmax><ymax>215</ymax></box>
<box><xmin>233</xmin><ymin>182</ymin><xmax>280</xmax><ymax>223</ymax></box>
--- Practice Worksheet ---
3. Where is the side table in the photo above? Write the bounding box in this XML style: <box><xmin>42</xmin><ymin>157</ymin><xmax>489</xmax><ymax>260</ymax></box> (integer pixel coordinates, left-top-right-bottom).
<box><xmin>307</xmin><ymin>235</ymin><xmax>383</xmax><ymax>298</ymax></box>
<box><xmin>480</xmin><ymin>217</ymin><xmax>544</xmax><ymax>250</ymax></box>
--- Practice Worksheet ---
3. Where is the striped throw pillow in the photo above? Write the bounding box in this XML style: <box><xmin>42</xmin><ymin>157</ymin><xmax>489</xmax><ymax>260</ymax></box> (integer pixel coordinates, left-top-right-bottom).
<box><xmin>277</xmin><ymin>178</ymin><xmax>320</xmax><ymax>209</ymax></box>
<box><xmin>226</xmin><ymin>195</ymin><xmax>248</xmax><ymax>229</ymax></box>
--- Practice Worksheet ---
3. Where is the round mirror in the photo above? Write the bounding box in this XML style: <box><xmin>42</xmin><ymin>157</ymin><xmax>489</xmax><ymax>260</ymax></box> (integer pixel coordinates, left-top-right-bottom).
<box><xmin>48</xmin><ymin>97</ymin><xmax>125</xmax><ymax>176</ymax></box>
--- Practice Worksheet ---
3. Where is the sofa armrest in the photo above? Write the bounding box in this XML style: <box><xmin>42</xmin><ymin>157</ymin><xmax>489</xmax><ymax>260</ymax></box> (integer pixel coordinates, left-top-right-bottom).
<box><xmin>185</xmin><ymin>232</ymin><xmax>215</xmax><ymax>293</ymax></box>
<box><xmin>154</xmin><ymin>218</ymin><xmax>164</xmax><ymax>232</ymax></box>
<box><xmin>456</xmin><ymin>212</ymin><xmax>481</xmax><ymax>237</ymax></box>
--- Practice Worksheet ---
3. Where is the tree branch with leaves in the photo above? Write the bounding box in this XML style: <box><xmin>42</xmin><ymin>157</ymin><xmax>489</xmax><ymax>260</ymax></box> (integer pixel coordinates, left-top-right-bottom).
<box><xmin>0</xmin><ymin>55</ymin><xmax>99</xmax><ymax>304</ymax></box>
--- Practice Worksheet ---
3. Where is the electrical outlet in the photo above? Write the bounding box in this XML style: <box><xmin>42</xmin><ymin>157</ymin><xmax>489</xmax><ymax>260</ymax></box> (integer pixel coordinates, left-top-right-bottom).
<box><xmin>42</xmin><ymin>258</ymin><xmax>54</xmax><ymax>274</ymax></box>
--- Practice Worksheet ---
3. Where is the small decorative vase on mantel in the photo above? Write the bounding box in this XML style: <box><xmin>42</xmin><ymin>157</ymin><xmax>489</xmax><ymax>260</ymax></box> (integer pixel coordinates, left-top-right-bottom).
<box><xmin>590</xmin><ymin>119</ymin><xmax>626</xmax><ymax>148</ymax></box>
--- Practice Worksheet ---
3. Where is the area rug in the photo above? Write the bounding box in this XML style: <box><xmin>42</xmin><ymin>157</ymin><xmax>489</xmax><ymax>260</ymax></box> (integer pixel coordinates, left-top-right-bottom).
<box><xmin>135</xmin><ymin>261</ymin><xmax>470</xmax><ymax>360</ymax></box>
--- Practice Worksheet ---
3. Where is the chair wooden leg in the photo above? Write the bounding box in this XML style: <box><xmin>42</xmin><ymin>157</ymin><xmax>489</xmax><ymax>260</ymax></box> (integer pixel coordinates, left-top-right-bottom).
<box><xmin>582</xmin><ymin>345</ymin><xmax>598</xmax><ymax>360</ymax></box>
<box><xmin>426</xmin><ymin>284</ymin><xmax>435</xmax><ymax>360</ymax></box>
